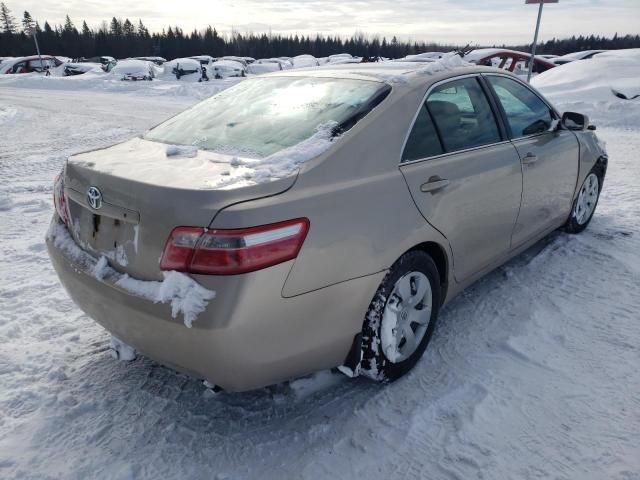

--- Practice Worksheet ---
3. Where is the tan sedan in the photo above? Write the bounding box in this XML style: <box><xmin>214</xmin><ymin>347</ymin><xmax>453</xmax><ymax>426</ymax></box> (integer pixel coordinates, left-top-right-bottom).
<box><xmin>47</xmin><ymin>63</ymin><xmax>608</xmax><ymax>391</ymax></box>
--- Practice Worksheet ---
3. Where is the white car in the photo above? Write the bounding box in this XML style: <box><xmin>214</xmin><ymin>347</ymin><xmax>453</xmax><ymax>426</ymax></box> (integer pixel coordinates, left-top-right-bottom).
<box><xmin>292</xmin><ymin>54</ymin><xmax>320</xmax><ymax>68</ymax></box>
<box><xmin>551</xmin><ymin>50</ymin><xmax>607</xmax><ymax>65</ymax></box>
<box><xmin>189</xmin><ymin>55</ymin><xmax>216</xmax><ymax>66</ymax></box>
<box><xmin>210</xmin><ymin>59</ymin><xmax>246</xmax><ymax>79</ymax></box>
<box><xmin>110</xmin><ymin>59</ymin><xmax>156</xmax><ymax>81</ymax></box>
<box><xmin>247</xmin><ymin>62</ymin><xmax>282</xmax><ymax>75</ymax></box>
<box><xmin>63</xmin><ymin>62</ymin><xmax>105</xmax><ymax>76</ymax></box>
<box><xmin>165</xmin><ymin>58</ymin><xmax>205</xmax><ymax>80</ymax></box>
<box><xmin>394</xmin><ymin>52</ymin><xmax>446</xmax><ymax>63</ymax></box>
<box><xmin>256</xmin><ymin>58</ymin><xmax>292</xmax><ymax>70</ymax></box>
<box><xmin>218</xmin><ymin>56</ymin><xmax>250</xmax><ymax>67</ymax></box>
<box><xmin>132</xmin><ymin>56</ymin><xmax>166</xmax><ymax>66</ymax></box>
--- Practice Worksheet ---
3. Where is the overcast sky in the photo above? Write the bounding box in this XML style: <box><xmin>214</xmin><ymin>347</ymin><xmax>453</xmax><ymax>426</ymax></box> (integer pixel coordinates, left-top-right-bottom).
<box><xmin>11</xmin><ymin>0</ymin><xmax>640</xmax><ymax>44</ymax></box>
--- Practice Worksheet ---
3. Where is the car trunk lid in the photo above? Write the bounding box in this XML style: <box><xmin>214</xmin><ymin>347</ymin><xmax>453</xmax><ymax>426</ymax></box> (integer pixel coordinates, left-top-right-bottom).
<box><xmin>63</xmin><ymin>137</ymin><xmax>296</xmax><ymax>281</ymax></box>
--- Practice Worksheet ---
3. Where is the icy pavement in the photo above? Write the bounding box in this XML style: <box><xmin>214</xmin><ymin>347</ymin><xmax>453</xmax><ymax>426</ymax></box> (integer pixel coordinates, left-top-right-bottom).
<box><xmin>0</xmin><ymin>86</ymin><xmax>639</xmax><ymax>480</ymax></box>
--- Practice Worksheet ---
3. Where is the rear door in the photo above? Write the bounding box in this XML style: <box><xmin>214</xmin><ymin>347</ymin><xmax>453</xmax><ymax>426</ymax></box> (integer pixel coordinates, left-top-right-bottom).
<box><xmin>484</xmin><ymin>75</ymin><xmax>579</xmax><ymax>247</ymax></box>
<box><xmin>400</xmin><ymin>75</ymin><xmax>523</xmax><ymax>282</ymax></box>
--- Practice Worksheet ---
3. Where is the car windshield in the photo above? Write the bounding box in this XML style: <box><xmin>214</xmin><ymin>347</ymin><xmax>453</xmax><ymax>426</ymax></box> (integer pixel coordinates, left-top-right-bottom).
<box><xmin>145</xmin><ymin>76</ymin><xmax>389</xmax><ymax>157</ymax></box>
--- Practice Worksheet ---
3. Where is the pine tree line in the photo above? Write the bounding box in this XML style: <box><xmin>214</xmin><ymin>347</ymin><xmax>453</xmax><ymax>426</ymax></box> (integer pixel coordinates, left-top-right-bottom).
<box><xmin>1</xmin><ymin>3</ymin><xmax>639</xmax><ymax>60</ymax></box>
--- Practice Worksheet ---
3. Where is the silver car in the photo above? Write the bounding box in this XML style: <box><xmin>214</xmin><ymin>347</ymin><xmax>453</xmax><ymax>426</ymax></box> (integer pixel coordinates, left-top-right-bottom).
<box><xmin>47</xmin><ymin>63</ymin><xmax>607</xmax><ymax>391</ymax></box>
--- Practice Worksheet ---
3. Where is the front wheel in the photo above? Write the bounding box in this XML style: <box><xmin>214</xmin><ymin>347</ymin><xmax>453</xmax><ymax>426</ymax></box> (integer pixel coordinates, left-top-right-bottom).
<box><xmin>357</xmin><ymin>251</ymin><xmax>441</xmax><ymax>382</ymax></box>
<box><xmin>565</xmin><ymin>171</ymin><xmax>601</xmax><ymax>234</ymax></box>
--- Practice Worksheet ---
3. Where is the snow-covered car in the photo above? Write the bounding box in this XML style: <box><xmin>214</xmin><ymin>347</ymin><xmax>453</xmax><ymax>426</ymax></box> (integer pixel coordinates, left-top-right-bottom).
<box><xmin>218</xmin><ymin>56</ymin><xmax>249</xmax><ymax>67</ymax></box>
<box><xmin>0</xmin><ymin>55</ymin><xmax>62</xmax><ymax>74</ymax></box>
<box><xmin>210</xmin><ymin>59</ymin><xmax>246</xmax><ymax>79</ymax></box>
<box><xmin>327</xmin><ymin>56</ymin><xmax>362</xmax><ymax>65</ymax></box>
<box><xmin>292</xmin><ymin>54</ymin><xmax>320</xmax><ymax>68</ymax></box>
<box><xmin>247</xmin><ymin>62</ymin><xmax>282</xmax><ymax>75</ymax></box>
<box><xmin>133</xmin><ymin>56</ymin><xmax>166</xmax><ymax>66</ymax></box>
<box><xmin>256</xmin><ymin>58</ymin><xmax>292</xmax><ymax>70</ymax></box>
<box><xmin>47</xmin><ymin>62</ymin><xmax>607</xmax><ymax>392</ymax></box>
<box><xmin>550</xmin><ymin>50</ymin><xmax>607</xmax><ymax>65</ymax></box>
<box><xmin>394</xmin><ymin>52</ymin><xmax>446</xmax><ymax>63</ymax></box>
<box><xmin>63</xmin><ymin>62</ymin><xmax>105</xmax><ymax>76</ymax></box>
<box><xmin>465</xmin><ymin>48</ymin><xmax>556</xmax><ymax>76</ymax></box>
<box><xmin>189</xmin><ymin>55</ymin><xmax>216</xmax><ymax>66</ymax></box>
<box><xmin>110</xmin><ymin>59</ymin><xmax>155</xmax><ymax>81</ymax></box>
<box><xmin>54</xmin><ymin>56</ymin><xmax>73</xmax><ymax>64</ymax></box>
<box><xmin>166</xmin><ymin>58</ymin><xmax>209</xmax><ymax>81</ymax></box>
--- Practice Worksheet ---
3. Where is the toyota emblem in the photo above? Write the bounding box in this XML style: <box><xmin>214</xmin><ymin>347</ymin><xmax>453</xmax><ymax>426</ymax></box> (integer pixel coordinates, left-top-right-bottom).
<box><xmin>87</xmin><ymin>186</ymin><xmax>103</xmax><ymax>210</ymax></box>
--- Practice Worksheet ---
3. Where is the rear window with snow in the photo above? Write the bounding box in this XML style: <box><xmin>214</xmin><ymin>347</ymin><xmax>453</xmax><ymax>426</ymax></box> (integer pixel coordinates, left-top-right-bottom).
<box><xmin>145</xmin><ymin>77</ymin><xmax>390</xmax><ymax>157</ymax></box>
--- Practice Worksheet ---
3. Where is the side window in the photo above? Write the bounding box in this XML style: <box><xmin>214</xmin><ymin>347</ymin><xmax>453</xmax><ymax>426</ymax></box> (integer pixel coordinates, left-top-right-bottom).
<box><xmin>426</xmin><ymin>77</ymin><xmax>501</xmax><ymax>152</ymax></box>
<box><xmin>12</xmin><ymin>62</ymin><xmax>26</xmax><ymax>73</ymax></box>
<box><xmin>487</xmin><ymin>76</ymin><xmax>553</xmax><ymax>138</ymax></box>
<box><xmin>402</xmin><ymin>105</ymin><xmax>443</xmax><ymax>162</ymax></box>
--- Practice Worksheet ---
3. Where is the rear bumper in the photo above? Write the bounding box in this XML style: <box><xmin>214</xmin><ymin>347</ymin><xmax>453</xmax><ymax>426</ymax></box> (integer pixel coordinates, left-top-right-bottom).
<box><xmin>47</xmin><ymin>218</ymin><xmax>384</xmax><ymax>391</ymax></box>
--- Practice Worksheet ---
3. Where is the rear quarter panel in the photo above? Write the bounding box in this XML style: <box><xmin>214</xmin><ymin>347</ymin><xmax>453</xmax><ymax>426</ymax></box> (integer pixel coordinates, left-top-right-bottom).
<box><xmin>211</xmin><ymin>83</ymin><xmax>454</xmax><ymax>298</ymax></box>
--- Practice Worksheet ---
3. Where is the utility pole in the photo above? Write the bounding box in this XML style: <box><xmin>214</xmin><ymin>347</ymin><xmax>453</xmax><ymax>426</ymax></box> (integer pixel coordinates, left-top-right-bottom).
<box><xmin>28</xmin><ymin>26</ymin><xmax>46</xmax><ymax>74</ymax></box>
<box><xmin>525</xmin><ymin>0</ymin><xmax>558</xmax><ymax>83</ymax></box>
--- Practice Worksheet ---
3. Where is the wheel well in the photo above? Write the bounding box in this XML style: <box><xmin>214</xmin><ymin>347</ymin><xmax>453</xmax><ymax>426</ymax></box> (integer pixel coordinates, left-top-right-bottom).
<box><xmin>409</xmin><ymin>242</ymin><xmax>449</xmax><ymax>304</ymax></box>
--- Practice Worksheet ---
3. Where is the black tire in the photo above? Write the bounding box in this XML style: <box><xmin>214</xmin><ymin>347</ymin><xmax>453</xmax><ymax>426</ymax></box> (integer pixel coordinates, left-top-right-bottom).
<box><xmin>359</xmin><ymin>250</ymin><xmax>441</xmax><ymax>382</ymax></box>
<box><xmin>565</xmin><ymin>168</ymin><xmax>602</xmax><ymax>234</ymax></box>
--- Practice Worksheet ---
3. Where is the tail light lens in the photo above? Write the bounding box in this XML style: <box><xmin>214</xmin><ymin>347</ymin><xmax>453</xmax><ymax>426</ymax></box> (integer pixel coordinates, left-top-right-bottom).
<box><xmin>160</xmin><ymin>218</ymin><xmax>310</xmax><ymax>275</ymax></box>
<box><xmin>53</xmin><ymin>173</ymin><xmax>70</xmax><ymax>225</ymax></box>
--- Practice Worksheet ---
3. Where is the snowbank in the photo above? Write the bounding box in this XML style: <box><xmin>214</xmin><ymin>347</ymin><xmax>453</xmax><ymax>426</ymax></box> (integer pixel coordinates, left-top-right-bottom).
<box><xmin>47</xmin><ymin>221</ymin><xmax>215</xmax><ymax>328</ymax></box>
<box><xmin>0</xmin><ymin>70</ymin><xmax>242</xmax><ymax>100</ymax></box>
<box><xmin>532</xmin><ymin>49</ymin><xmax>640</xmax><ymax>126</ymax></box>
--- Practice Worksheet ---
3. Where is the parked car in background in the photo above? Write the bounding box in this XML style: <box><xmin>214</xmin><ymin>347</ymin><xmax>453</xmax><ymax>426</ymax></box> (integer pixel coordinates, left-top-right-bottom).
<box><xmin>218</xmin><ymin>56</ymin><xmax>252</xmax><ymax>66</ymax></box>
<box><xmin>63</xmin><ymin>62</ymin><xmax>105</xmax><ymax>76</ymax></box>
<box><xmin>550</xmin><ymin>50</ymin><xmax>607</xmax><ymax>65</ymax></box>
<box><xmin>47</xmin><ymin>63</ymin><xmax>607</xmax><ymax>392</ymax></box>
<box><xmin>465</xmin><ymin>49</ymin><xmax>556</xmax><ymax>76</ymax></box>
<box><xmin>247</xmin><ymin>61</ymin><xmax>282</xmax><ymax>75</ymax></box>
<box><xmin>0</xmin><ymin>55</ymin><xmax>62</xmax><ymax>74</ymax></box>
<box><xmin>110</xmin><ymin>59</ymin><xmax>156</xmax><ymax>81</ymax></box>
<box><xmin>72</xmin><ymin>56</ymin><xmax>117</xmax><ymax>72</ymax></box>
<box><xmin>189</xmin><ymin>55</ymin><xmax>216</xmax><ymax>66</ymax></box>
<box><xmin>210</xmin><ymin>59</ymin><xmax>246</xmax><ymax>78</ymax></box>
<box><xmin>256</xmin><ymin>58</ymin><xmax>292</xmax><ymax>70</ymax></box>
<box><xmin>327</xmin><ymin>55</ymin><xmax>362</xmax><ymax>65</ymax></box>
<box><xmin>133</xmin><ymin>56</ymin><xmax>166</xmax><ymax>66</ymax></box>
<box><xmin>394</xmin><ymin>52</ymin><xmax>446</xmax><ymax>63</ymax></box>
<box><xmin>166</xmin><ymin>58</ymin><xmax>208</xmax><ymax>81</ymax></box>
<box><xmin>292</xmin><ymin>54</ymin><xmax>320</xmax><ymax>68</ymax></box>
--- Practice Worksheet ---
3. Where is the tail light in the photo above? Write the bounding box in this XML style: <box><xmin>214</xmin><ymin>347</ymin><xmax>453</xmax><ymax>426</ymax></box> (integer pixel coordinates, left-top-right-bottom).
<box><xmin>53</xmin><ymin>173</ymin><xmax>70</xmax><ymax>225</ymax></box>
<box><xmin>160</xmin><ymin>218</ymin><xmax>310</xmax><ymax>275</ymax></box>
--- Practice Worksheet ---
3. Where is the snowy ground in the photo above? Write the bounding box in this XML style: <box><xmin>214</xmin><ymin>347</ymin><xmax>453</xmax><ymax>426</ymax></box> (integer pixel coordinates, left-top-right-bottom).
<box><xmin>1</xmin><ymin>74</ymin><xmax>639</xmax><ymax>479</ymax></box>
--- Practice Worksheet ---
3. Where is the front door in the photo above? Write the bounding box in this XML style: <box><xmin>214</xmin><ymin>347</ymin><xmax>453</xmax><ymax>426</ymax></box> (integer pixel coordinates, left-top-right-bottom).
<box><xmin>400</xmin><ymin>76</ymin><xmax>523</xmax><ymax>282</ymax></box>
<box><xmin>484</xmin><ymin>75</ymin><xmax>579</xmax><ymax>247</ymax></box>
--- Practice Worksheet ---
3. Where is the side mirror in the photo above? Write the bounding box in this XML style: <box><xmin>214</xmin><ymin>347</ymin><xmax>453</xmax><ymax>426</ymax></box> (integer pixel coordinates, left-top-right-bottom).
<box><xmin>562</xmin><ymin>111</ymin><xmax>589</xmax><ymax>131</ymax></box>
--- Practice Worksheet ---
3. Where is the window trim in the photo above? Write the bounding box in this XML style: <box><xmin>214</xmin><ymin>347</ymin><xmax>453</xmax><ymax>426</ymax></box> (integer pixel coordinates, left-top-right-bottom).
<box><xmin>481</xmin><ymin>72</ymin><xmax>560</xmax><ymax>141</ymax></box>
<box><xmin>399</xmin><ymin>73</ymin><xmax>508</xmax><ymax>165</ymax></box>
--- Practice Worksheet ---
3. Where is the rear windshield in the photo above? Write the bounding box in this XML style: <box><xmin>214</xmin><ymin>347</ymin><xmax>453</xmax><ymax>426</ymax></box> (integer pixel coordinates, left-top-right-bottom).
<box><xmin>145</xmin><ymin>77</ymin><xmax>389</xmax><ymax>157</ymax></box>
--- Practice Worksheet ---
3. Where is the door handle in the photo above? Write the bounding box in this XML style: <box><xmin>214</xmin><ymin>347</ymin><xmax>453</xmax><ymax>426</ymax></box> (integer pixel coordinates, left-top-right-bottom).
<box><xmin>522</xmin><ymin>152</ymin><xmax>538</xmax><ymax>164</ymax></box>
<box><xmin>420</xmin><ymin>177</ymin><xmax>450</xmax><ymax>193</ymax></box>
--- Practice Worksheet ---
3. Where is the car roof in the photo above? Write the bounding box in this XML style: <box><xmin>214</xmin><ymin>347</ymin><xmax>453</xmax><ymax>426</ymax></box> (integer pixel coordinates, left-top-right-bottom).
<box><xmin>263</xmin><ymin>61</ymin><xmax>508</xmax><ymax>90</ymax></box>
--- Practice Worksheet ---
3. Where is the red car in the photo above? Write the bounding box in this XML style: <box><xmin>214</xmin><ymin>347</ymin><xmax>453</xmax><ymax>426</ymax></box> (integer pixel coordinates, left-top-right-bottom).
<box><xmin>465</xmin><ymin>49</ymin><xmax>556</xmax><ymax>76</ymax></box>
<box><xmin>1</xmin><ymin>55</ymin><xmax>62</xmax><ymax>74</ymax></box>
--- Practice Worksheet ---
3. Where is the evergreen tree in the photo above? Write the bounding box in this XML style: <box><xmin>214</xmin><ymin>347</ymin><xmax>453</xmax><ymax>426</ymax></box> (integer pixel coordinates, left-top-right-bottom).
<box><xmin>0</xmin><ymin>2</ymin><xmax>17</xmax><ymax>33</ymax></box>
<box><xmin>21</xmin><ymin>10</ymin><xmax>34</xmax><ymax>33</ymax></box>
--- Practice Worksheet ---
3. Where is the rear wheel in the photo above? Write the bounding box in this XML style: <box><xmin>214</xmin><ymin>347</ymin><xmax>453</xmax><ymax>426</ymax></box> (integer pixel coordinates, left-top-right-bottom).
<box><xmin>565</xmin><ymin>171</ymin><xmax>601</xmax><ymax>234</ymax></box>
<box><xmin>358</xmin><ymin>251</ymin><xmax>441</xmax><ymax>382</ymax></box>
